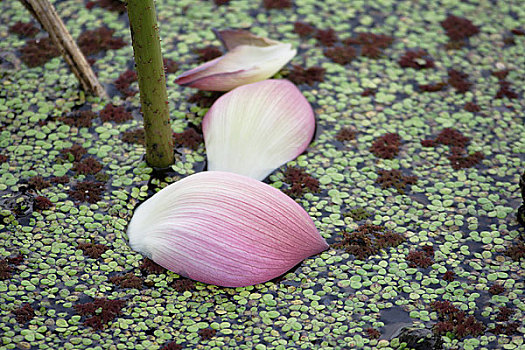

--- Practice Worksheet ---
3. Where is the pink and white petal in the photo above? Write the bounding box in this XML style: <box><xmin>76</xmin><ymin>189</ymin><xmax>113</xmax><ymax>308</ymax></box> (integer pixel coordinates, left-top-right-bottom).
<box><xmin>213</xmin><ymin>28</ymin><xmax>280</xmax><ymax>50</ymax></box>
<box><xmin>127</xmin><ymin>171</ymin><xmax>328</xmax><ymax>287</ymax></box>
<box><xmin>203</xmin><ymin>79</ymin><xmax>315</xmax><ymax>180</ymax></box>
<box><xmin>174</xmin><ymin>44</ymin><xmax>296</xmax><ymax>91</ymax></box>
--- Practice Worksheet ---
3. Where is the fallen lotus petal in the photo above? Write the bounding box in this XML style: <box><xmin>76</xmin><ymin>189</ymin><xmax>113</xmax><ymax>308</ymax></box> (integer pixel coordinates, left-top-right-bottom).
<box><xmin>203</xmin><ymin>79</ymin><xmax>315</xmax><ymax>180</ymax></box>
<box><xmin>127</xmin><ymin>171</ymin><xmax>328</xmax><ymax>287</ymax></box>
<box><xmin>174</xmin><ymin>30</ymin><xmax>296</xmax><ymax>91</ymax></box>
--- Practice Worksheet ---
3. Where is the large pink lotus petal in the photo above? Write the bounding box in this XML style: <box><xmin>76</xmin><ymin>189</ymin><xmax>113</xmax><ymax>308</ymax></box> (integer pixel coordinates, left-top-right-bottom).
<box><xmin>127</xmin><ymin>171</ymin><xmax>328</xmax><ymax>287</ymax></box>
<box><xmin>174</xmin><ymin>33</ymin><xmax>296</xmax><ymax>91</ymax></box>
<box><xmin>203</xmin><ymin>79</ymin><xmax>315</xmax><ymax>180</ymax></box>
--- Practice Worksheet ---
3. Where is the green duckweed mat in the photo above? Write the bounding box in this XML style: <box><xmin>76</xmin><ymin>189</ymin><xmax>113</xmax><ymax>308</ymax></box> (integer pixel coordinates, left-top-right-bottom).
<box><xmin>0</xmin><ymin>0</ymin><xmax>524</xmax><ymax>349</ymax></box>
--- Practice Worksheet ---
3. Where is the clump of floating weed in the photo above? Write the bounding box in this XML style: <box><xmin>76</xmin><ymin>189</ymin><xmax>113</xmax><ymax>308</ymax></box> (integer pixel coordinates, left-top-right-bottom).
<box><xmin>282</xmin><ymin>167</ymin><xmax>319</xmax><ymax>197</ymax></box>
<box><xmin>294</xmin><ymin>22</ymin><xmax>315</xmax><ymax>37</ymax></box>
<box><xmin>122</xmin><ymin>128</ymin><xmax>145</xmax><ymax>145</ymax></box>
<box><xmin>419</xmin><ymin>82</ymin><xmax>447</xmax><ymax>92</ymax></box>
<box><xmin>99</xmin><ymin>104</ymin><xmax>133</xmax><ymax>123</ymax></box>
<box><xmin>442</xmin><ymin>270</ymin><xmax>455</xmax><ymax>282</ymax></box>
<box><xmin>172</xmin><ymin>278</ymin><xmax>196</xmax><ymax>292</ymax></box>
<box><xmin>262</xmin><ymin>0</ymin><xmax>292</xmax><ymax>9</ymax></box>
<box><xmin>370</xmin><ymin>133</ymin><xmax>401</xmax><ymax>159</ymax></box>
<box><xmin>73</xmin><ymin>157</ymin><xmax>103</xmax><ymax>175</ymax></box>
<box><xmin>74</xmin><ymin>298</ymin><xmax>126</xmax><ymax>330</ymax></box>
<box><xmin>398</xmin><ymin>50</ymin><xmax>434</xmax><ymax>69</ymax></box>
<box><xmin>61</xmin><ymin>144</ymin><xmax>87</xmax><ymax>162</ymax></box>
<box><xmin>188</xmin><ymin>91</ymin><xmax>224</xmax><ymax>108</ymax></box>
<box><xmin>115</xmin><ymin>70</ymin><xmax>138</xmax><ymax>97</ymax></box>
<box><xmin>193</xmin><ymin>45</ymin><xmax>222</xmax><ymax>62</ymax></box>
<box><xmin>109</xmin><ymin>273</ymin><xmax>143</xmax><ymax>289</ymax></box>
<box><xmin>324</xmin><ymin>46</ymin><xmax>357</xmax><ymax>65</ymax></box>
<box><xmin>440</xmin><ymin>15</ymin><xmax>479</xmax><ymax>47</ymax></box>
<box><xmin>335</xmin><ymin>127</ymin><xmax>356</xmax><ymax>142</ymax></box>
<box><xmin>332</xmin><ymin>224</ymin><xmax>405</xmax><ymax>260</ymax></box>
<box><xmin>464</xmin><ymin>102</ymin><xmax>481</xmax><ymax>112</ymax></box>
<box><xmin>431</xmin><ymin>300</ymin><xmax>485</xmax><ymax>339</ymax></box>
<box><xmin>86</xmin><ymin>0</ymin><xmax>127</xmax><ymax>12</ymax></box>
<box><xmin>13</xmin><ymin>303</ymin><xmax>35</xmax><ymax>324</ymax></box>
<box><xmin>504</xmin><ymin>242</ymin><xmax>525</xmax><ymax>261</ymax></box>
<box><xmin>198</xmin><ymin>328</ymin><xmax>217</xmax><ymax>340</ymax></box>
<box><xmin>406</xmin><ymin>245</ymin><xmax>434</xmax><ymax>268</ymax></box>
<box><xmin>140</xmin><ymin>258</ymin><xmax>167</xmax><ymax>275</ymax></box>
<box><xmin>160</xmin><ymin>342</ymin><xmax>182</xmax><ymax>350</ymax></box>
<box><xmin>488</xmin><ymin>283</ymin><xmax>505</xmax><ymax>295</ymax></box>
<box><xmin>9</xmin><ymin>21</ymin><xmax>39</xmax><ymax>37</ymax></box>
<box><xmin>315</xmin><ymin>28</ymin><xmax>338</xmax><ymax>46</ymax></box>
<box><xmin>28</xmin><ymin>176</ymin><xmax>51</xmax><ymax>191</ymax></box>
<box><xmin>69</xmin><ymin>181</ymin><xmax>105</xmax><ymax>203</ymax></box>
<box><xmin>0</xmin><ymin>255</ymin><xmax>24</xmax><ymax>280</ymax></box>
<box><xmin>287</xmin><ymin>65</ymin><xmax>325</xmax><ymax>85</ymax></box>
<box><xmin>77</xmin><ymin>27</ymin><xmax>126</xmax><ymax>56</ymax></box>
<box><xmin>173</xmin><ymin>128</ymin><xmax>203</xmax><ymax>150</ymax></box>
<box><xmin>365</xmin><ymin>327</ymin><xmax>381</xmax><ymax>339</ymax></box>
<box><xmin>78</xmin><ymin>242</ymin><xmax>108</xmax><ymax>259</ymax></box>
<box><xmin>376</xmin><ymin>169</ymin><xmax>417</xmax><ymax>194</ymax></box>
<box><xmin>33</xmin><ymin>196</ymin><xmax>52</xmax><ymax>211</ymax></box>
<box><xmin>20</xmin><ymin>37</ymin><xmax>60</xmax><ymax>67</ymax></box>
<box><xmin>59</xmin><ymin>110</ymin><xmax>97</xmax><ymax>128</ymax></box>
<box><xmin>448</xmin><ymin>69</ymin><xmax>472</xmax><ymax>93</ymax></box>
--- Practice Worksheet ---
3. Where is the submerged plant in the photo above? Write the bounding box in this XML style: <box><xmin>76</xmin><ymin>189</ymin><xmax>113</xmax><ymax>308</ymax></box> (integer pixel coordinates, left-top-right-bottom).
<box><xmin>127</xmin><ymin>171</ymin><xmax>328</xmax><ymax>287</ymax></box>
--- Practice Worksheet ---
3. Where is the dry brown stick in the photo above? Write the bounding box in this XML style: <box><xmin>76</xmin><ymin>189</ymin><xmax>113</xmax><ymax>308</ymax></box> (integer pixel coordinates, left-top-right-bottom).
<box><xmin>19</xmin><ymin>0</ymin><xmax>108</xmax><ymax>98</ymax></box>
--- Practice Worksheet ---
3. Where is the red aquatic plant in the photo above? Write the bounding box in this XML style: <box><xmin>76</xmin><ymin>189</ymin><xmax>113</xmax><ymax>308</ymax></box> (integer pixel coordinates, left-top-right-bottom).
<box><xmin>194</xmin><ymin>45</ymin><xmax>223</xmax><ymax>62</ymax></box>
<box><xmin>213</xmin><ymin>0</ymin><xmax>231</xmax><ymax>5</ymax></box>
<box><xmin>398</xmin><ymin>50</ymin><xmax>434</xmax><ymax>69</ymax></box>
<box><xmin>442</xmin><ymin>270</ymin><xmax>455</xmax><ymax>282</ymax></box>
<box><xmin>440</xmin><ymin>15</ymin><xmax>479</xmax><ymax>41</ymax></box>
<box><xmin>86</xmin><ymin>0</ymin><xmax>127</xmax><ymax>12</ymax></box>
<box><xmin>75</xmin><ymin>298</ymin><xmax>126</xmax><ymax>330</ymax></box>
<box><xmin>13</xmin><ymin>303</ymin><xmax>35</xmax><ymax>324</ymax></box>
<box><xmin>9</xmin><ymin>21</ymin><xmax>39</xmax><ymax>37</ymax></box>
<box><xmin>294</xmin><ymin>22</ymin><xmax>316</xmax><ymax>37</ymax></box>
<box><xmin>361</xmin><ymin>88</ymin><xmax>376</xmax><ymax>97</ymax></box>
<box><xmin>495</xmin><ymin>81</ymin><xmax>518</xmax><ymax>99</ymax></box>
<box><xmin>431</xmin><ymin>300</ymin><xmax>485</xmax><ymax>338</ymax></box>
<box><xmin>511</xmin><ymin>28</ymin><xmax>525</xmax><ymax>36</ymax></box>
<box><xmin>160</xmin><ymin>343</ymin><xmax>182</xmax><ymax>350</ymax></box>
<box><xmin>109</xmin><ymin>273</ymin><xmax>143</xmax><ymax>289</ymax></box>
<box><xmin>496</xmin><ymin>307</ymin><xmax>514</xmax><ymax>322</ymax></box>
<box><xmin>121</xmin><ymin>128</ymin><xmax>145</xmax><ymax>145</ymax></box>
<box><xmin>419</xmin><ymin>82</ymin><xmax>447</xmax><ymax>92</ymax></box>
<box><xmin>504</xmin><ymin>242</ymin><xmax>525</xmax><ymax>261</ymax></box>
<box><xmin>0</xmin><ymin>154</ymin><xmax>7</xmax><ymax>164</ymax></box>
<box><xmin>73</xmin><ymin>157</ymin><xmax>103</xmax><ymax>175</ymax></box>
<box><xmin>488</xmin><ymin>283</ymin><xmax>505</xmax><ymax>295</ymax></box>
<box><xmin>198</xmin><ymin>328</ymin><xmax>217</xmax><ymax>340</ymax></box>
<box><xmin>140</xmin><ymin>257</ymin><xmax>167</xmax><ymax>275</ymax></box>
<box><xmin>173</xmin><ymin>128</ymin><xmax>203</xmax><ymax>150</ymax></box>
<box><xmin>366</xmin><ymin>327</ymin><xmax>381</xmax><ymax>339</ymax></box>
<box><xmin>99</xmin><ymin>104</ymin><xmax>133</xmax><ymax>123</ymax></box>
<box><xmin>324</xmin><ymin>46</ymin><xmax>357</xmax><ymax>65</ymax></box>
<box><xmin>28</xmin><ymin>176</ymin><xmax>51</xmax><ymax>190</ymax></box>
<box><xmin>0</xmin><ymin>259</ymin><xmax>13</xmax><ymax>280</ymax></box>
<box><xmin>188</xmin><ymin>91</ymin><xmax>223</xmax><ymax>108</ymax></box>
<box><xmin>335</xmin><ymin>127</ymin><xmax>356</xmax><ymax>142</ymax></box>
<box><xmin>61</xmin><ymin>144</ymin><xmax>87</xmax><ymax>162</ymax></box>
<box><xmin>163</xmin><ymin>58</ymin><xmax>179</xmax><ymax>74</ymax></box>
<box><xmin>447</xmin><ymin>148</ymin><xmax>484</xmax><ymax>170</ymax></box>
<box><xmin>69</xmin><ymin>181</ymin><xmax>105</xmax><ymax>203</ymax></box>
<box><xmin>464</xmin><ymin>102</ymin><xmax>481</xmax><ymax>112</ymax></box>
<box><xmin>77</xmin><ymin>27</ymin><xmax>126</xmax><ymax>56</ymax></box>
<box><xmin>20</xmin><ymin>37</ymin><xmax>60</xmax><ymax>67</ymax></box>
<box><xmin>78</xmin><ymin>242</ymin><xmax>108</xmax><ymax>259</ymax></box>
<box><xmin>491</xmin><ymin>70</ymin><xmax>509</xmax><ymax>80</ymax></box>
<box><xmin>315</xmin><ymin>28</ymin><xmax>338</xmax><ymax>47</ymax></box>
<box><xmin>282</xmin><ymin>167</ymin><xmax>319</xmax><ymax>197</ymax></box>
<box><xmin>406</xmin><ymin>249</ymin><xmax>433</xmax><ymax>268</ymax></box>
<box><xmin>263</xmin><ymin>0</ymin><xmax>292</xmax><ymax>9</ymax></box>
<box><xmin>33</xmin><ymin>196</ymin><xmax>52</xmax><ymax>211</ymax></box>
<box><xmin>287</xmin><ymin>65</ymin><xmax>325</xmax><ymax>85</ymax></box>
<box><xmin>447</xmin><ymin>69</ymin><xmax>471</xmax><ymax>93</ymax></box>
<box><xmin>435</xmin><ymin>128</ymin><xmax>470</xmax><ymax>148</ymax></box>
<box><xmin>172</xmin><ymin>278</ymin><xmax>196</xmax><ymax>292</ymax></box>
<box><xmin>332</xmin><ymin>224</ymin><xmax>405</xmax><ymax>260</ymax></box>
<box><xmin>376</xmin><ymin>169</ymin><xmax>417</xmax><ymax>194</ymax></box>
<box><xmin>115</xmin><ymin>70</ymin><xmax>138</xmax><ymax>97</ymax></box>
<box><xmin>59</xmin><ymin>110</ymin><xmax>97</xmax><ymax>128</ymax></box>
<box><xmin>370</xmin><ymin>133</ymin><xmax>401</xmax><ymax>159</ymax></box>
<box><xmin>51</xmin><ymin>175</ymin><xmax>70</xmax><ymax>184</ymax></box>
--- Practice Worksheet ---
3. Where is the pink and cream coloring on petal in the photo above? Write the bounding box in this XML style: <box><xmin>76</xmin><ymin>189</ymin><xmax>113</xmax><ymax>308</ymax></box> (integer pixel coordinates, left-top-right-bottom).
<box><xmin>203</xmin><ymin>79</ymin><xmax>315</xmax><ymax>180</ymax></box>
<box><xmin>174</xmin><ymin>29</ymin><xmax>296</xmax><ymax>91</ymax></box>
<box><xmin>127</xmin><ymin>171</ymin><xmax>328</xmax><ymax>287</ymax></box>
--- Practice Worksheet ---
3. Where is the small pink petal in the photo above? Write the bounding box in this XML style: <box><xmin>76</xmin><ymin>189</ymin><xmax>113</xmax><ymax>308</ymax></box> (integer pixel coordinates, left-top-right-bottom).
<box><xmin>127</xmin><ymin>171</ymin><xmax>328</xmax><ymax>287</ymax></box>
<box><xmin>174</xmin><ymin>33</ymin><xmax>296</xmax><ymax>91</ymax></box>
<box><xmin>203</xmin><ymin>79</ymin><xmax>315</xmax><ymax>180</ymax></box>
<box><xmin>213</xmin><ymin>28</ymin><xmax>280</xmax><ymax>50</ymax></box>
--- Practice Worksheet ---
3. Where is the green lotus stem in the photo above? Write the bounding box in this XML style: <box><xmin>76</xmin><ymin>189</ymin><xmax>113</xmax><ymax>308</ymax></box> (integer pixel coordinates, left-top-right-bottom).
<box><xmin>127</xmin><ymin>0</ymin><xmax>173</xmax><ymax>167</ymax></box>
